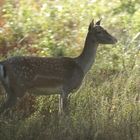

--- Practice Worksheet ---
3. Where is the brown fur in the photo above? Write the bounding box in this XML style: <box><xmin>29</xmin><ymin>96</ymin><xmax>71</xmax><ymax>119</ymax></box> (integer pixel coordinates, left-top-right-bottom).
<box><xmin>0</xmin><ymin>20</ymin><xmax>117</xmax><ymax>114</ymax></box>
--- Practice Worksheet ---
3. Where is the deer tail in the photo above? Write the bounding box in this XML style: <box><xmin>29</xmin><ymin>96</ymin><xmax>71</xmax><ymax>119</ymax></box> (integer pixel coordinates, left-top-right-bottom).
<box><xmin>0</xmin><ymin>63</ymin><xmax>6</xmax><ymax>79</ymax></box>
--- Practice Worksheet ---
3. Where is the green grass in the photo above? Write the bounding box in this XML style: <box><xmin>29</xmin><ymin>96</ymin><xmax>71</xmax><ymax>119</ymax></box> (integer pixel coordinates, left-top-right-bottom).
<box><xmin>0</xmin><ymin>66</ymin><xmax>139</xmax><ymax>140</ymax></box>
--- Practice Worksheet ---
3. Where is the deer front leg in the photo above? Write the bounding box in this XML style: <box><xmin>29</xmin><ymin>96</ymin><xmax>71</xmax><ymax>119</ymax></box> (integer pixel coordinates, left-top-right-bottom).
<box><xmin>59</xmin><ymin>91</ymin><xmax>69</xmax><ymax>115</ymax></box>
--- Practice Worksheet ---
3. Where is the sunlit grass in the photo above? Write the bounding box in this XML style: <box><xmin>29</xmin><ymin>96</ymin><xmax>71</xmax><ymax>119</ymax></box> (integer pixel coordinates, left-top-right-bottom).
<box><xmin>0</xmin><ymin>66</ymin><xmax>139</xmax><ymax>140</ymax></box>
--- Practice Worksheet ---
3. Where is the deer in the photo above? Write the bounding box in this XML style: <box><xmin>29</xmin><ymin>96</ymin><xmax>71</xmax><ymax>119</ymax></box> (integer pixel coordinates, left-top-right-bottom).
<box><xmin>0</xmin><ymin>19</ymin><xmax>117</xmax><ymax>115</ymax></box>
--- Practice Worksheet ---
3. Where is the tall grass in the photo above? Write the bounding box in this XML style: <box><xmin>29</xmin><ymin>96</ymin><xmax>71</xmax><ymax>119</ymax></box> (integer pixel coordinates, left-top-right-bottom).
<box><xmin>0</xmin><ymin>60</ymin><xmax>139</xmax><ymax>140</ymax></box>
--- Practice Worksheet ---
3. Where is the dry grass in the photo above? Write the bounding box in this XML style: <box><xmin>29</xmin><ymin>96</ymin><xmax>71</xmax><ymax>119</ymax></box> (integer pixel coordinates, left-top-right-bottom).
<box><xmin>0</xmin><ymin>66</ymin><xmax>140</xmax><ymax>140</ymax></box>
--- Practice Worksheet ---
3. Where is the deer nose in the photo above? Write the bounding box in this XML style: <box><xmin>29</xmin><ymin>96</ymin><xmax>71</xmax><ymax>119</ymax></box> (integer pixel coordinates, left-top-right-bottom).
<box><xmin>113</xmin><ymin>37</ymin><xmax>117</xmax><ymax>43</ymax></box>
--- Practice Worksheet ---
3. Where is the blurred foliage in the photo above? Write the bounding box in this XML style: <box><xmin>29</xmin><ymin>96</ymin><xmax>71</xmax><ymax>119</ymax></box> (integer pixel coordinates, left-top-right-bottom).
<box><xmin>0</xmin><ymin>0</ymin><xmax>140</xmax><ymax>140</ymax></box>
<box><xmin>0</xmin><ymin>0</ymin><xmax>139</xmax><ymax>58</ymax></box>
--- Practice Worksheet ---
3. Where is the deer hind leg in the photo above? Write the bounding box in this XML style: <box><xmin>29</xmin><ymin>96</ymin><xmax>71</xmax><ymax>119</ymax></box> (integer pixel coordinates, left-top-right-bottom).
<box><xmin>0</xmin><ymin>89</ymin><xmax>17</xmax><ymax>114</ymax></box>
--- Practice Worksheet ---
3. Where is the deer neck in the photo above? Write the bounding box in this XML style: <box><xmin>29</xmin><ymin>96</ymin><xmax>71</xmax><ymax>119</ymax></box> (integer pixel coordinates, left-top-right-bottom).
<box><xmin>76</xmin><ymin>33</ymin><xmax>99</xmax><ymax>74</ymax></box>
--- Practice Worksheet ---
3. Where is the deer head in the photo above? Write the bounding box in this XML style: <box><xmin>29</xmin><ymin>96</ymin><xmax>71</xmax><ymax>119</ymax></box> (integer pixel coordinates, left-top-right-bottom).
<box><xmin>88</xmin><ymin>19</ymin><xmax>117</xmax><ymax>44</ymax></box>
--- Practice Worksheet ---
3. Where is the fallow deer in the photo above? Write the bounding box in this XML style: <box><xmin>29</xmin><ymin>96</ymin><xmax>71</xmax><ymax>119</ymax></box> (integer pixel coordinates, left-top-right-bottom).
<box><xmin>0</xmin><ymin>20</ymin><xmax>117</xmax><ymax>115</ymax></box>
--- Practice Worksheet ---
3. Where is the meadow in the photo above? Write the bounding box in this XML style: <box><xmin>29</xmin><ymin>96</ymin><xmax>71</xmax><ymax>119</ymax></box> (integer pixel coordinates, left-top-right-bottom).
<box><xmin>0</xmin><ymin>0</ymin><xmax>140</xmax><ymax>140</ymax></box>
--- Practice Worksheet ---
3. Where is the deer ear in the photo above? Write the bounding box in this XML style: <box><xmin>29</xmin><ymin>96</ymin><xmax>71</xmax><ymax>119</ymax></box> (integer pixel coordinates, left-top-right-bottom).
<box><xmin>88</xmin><ymin>19</ymin><xmax>94</xmax><ymax>31</ymax></box>
<box><xmin>96</xmin><ymin>19</ymin><xmax>102</xmax><ymax>26</ymax></box>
